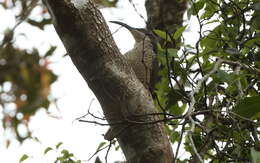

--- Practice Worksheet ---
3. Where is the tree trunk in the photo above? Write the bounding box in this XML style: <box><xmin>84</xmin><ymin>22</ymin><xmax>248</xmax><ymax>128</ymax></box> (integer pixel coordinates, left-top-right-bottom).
<box><xmin>145</xmin><ymin>0</ymin><xmax>187</xmax><ymax>34</ymax></box>
<box><xmin>43</xmin><ymin>0</ymin><xmax>173</xmax><ymax>162</ymax></box>
<box><xmin>145</xmin><ymin>0</ymin><xmax>187</xmax><ymax>48</ymax></box>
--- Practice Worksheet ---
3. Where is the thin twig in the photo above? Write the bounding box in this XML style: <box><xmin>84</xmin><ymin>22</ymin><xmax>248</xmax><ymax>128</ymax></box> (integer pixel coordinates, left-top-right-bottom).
<box><xmin>219</xmin><ymin>57</ymin><xmax>260</xmax><ymax>74</ymax></box>
<box><xmin>188</xmin><ymin>131</ymin><xmax>204</xmax><ymax>163</ymax></box>
<box><xmin>128</xmin><ymin>0</ymin><xmax>146</xmax><ymax>23</ymax></box>
<box><xmin>186</xmin><ymin>59</ymin><xmax>222</xmax><ymax>116</ymax></box>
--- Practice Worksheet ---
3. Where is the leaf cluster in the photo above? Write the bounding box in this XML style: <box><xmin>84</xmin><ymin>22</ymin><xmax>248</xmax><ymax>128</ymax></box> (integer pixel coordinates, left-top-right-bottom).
<box><xmin>0</xmin><ymin>0</ymin><xmax>57</xmax><ymax>143</ymax></box>
<box><xmin>154</xmin><ymin>0</ymin><xmax>260</xmax><ymax>162</ymax></box>
<box><xmin>19</xmin><ymin>142</ymin><xmax>81</xmax><ymax>163</ymax></box>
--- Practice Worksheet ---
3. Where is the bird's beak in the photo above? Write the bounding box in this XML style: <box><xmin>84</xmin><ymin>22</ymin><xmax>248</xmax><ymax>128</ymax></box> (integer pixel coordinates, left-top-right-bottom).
<box><xmin>109</xmin><ymin>21</ymin><xmax>136</xmax><ymax>30</ymax></box>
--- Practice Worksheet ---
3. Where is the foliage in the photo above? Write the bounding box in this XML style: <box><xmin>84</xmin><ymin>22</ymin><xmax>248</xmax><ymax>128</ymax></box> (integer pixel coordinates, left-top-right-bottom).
<box><xmin>154</xmin><ymin>0</ymin><xmax>260</xmax><ymax>162</ymax></box>
<box><xmin>51</xmin><ymin>142</ymin><xmax>82</xmax><ymax>163</ymax></box>
<box><xmin>0</xmin><ymin>0</ymin><xmax>57</xmax><ymax>143</ymax></box>
<box><xmin>19</xmin><ymin>154</ymin><xmax>29</xmax><ymax>163</ymax></box>
<box><xmin>19</xmin><ymin>142</ymin><xmax>81</xmax><ymax>163</ymax></box>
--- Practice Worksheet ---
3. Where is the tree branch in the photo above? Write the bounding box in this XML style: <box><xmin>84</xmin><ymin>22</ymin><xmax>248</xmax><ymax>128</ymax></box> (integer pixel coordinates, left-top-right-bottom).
<box><xmin>43</xmin><ymin>0</ymin><xmax>173</xmax><ymax>162</ymax></box>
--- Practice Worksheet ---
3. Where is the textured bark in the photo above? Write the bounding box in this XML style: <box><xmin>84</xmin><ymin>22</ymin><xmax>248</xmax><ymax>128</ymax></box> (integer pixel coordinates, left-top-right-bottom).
<box><xmin>145</xmin><ymin>0</ymin><xmax>187</xmax><ymax>34</ymax></box>
<box><xmin>43</xmin><ymin>0</ymin><xmax>173</xmax><ymax>162</ymax></box>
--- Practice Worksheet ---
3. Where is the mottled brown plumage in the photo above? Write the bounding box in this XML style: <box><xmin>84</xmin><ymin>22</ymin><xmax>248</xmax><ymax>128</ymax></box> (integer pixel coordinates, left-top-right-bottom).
<box><xmin>110</xmin><ymin>21</ymin><xmax>158</xmax><ymax>91</ymax></box>
<box><xmin>104</xmin><ymin>22</ymin><xmax>158</xmax><ymax>141</ymax></box>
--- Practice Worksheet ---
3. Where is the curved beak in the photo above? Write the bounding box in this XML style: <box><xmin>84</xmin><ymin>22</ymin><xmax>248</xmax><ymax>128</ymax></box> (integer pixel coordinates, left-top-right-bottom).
<box><xmin>109</xmin><ymin>21</ymin><xmax>136</xmax><ymax>30</ymax></box>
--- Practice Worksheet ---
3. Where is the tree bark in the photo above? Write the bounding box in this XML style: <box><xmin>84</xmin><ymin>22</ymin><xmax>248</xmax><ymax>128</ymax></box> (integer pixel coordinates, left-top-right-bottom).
<box><xmin>43</xmin><ymin>0</ymin><xmax>173</xmax><ymax>162</ymax></box>
<box><xmin>145</xmin><ymin>0</ymin><xmax>187</xmax><ymax>34</ymax></box>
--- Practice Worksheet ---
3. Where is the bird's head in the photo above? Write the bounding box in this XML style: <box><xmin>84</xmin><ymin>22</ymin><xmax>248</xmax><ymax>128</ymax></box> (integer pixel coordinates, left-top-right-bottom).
<box><xmin>110</xmin><ymin>21</ymin><xmax>151</xmax><ymax>43</ymax></box>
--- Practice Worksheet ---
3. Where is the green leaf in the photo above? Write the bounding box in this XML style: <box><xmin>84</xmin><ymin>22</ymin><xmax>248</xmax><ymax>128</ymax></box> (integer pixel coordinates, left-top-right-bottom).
<box><xmin>244</xmin><ymin>37</ymin><xmax>260</xmax><ymax>47</ymax></box>
<box><xmin>233</xmin><ymin>95</ymin><xmax>260</xmax><ymax>119</ymax></box>
<box><xmin>200</xmin><ymin>24</ymin><xmax>223</xmax><ymax>51</ymax></box>
<box><xmin>168</xmin><ymin>103</ymin><xmax>186</xmax><ymax>116</ymax></box>
<box><xmin>115</xmin><ymin>145</ymin><xmax>120</xmax><ymax>151</ymax></box>
<box><xmin>191</xmin><ymin>0</ymin><xmax>205</xmax><ymax>15</ymax></box>
<box><xmin>170</xmin><ymin>131</ymin><xmax>180</xmax><ymax>143</ymax></box>
<box><xmin>56</xmin><ymin>142</ymin><xmax>63</xmax><ymax>149</ymax></box>
<box><xmin>251</xmin><ymin>148</ymin><xmax>260</xmax><ymax>163</ymax></box>
<box><xmin>44</xmin><ymin>147</ymin><xmax>53</xmax><ymax>154</ymax></box>
<box><xmin>61</xmin><ymin>149</ymin><xmax>69</xmax><ymax>156</ymax></box>
<box><xmin>204</xmin><ymin>19</ymin><xmax>219</xmax><ymax>25</ymax></box>
<box><xmin>167</xmin><ymin>48</ymin><xmax>178</xmax><ymax>58</ymax></box>
<box><xmin>156</xmin><ymin>43</ymin><xmax>164</xmax><ymax>56</ymax></box>
<box><xmin>153</xmin><ymin>29</ymin><xmax>172</xmax><ymax>41</ymax></box>
<box><xmin>19</xmin><ymin>154</ymin><xmax>29</xmax><ymax>163</ymax></box>
<box><xmin>166</xmin><ymin>90</ymin><xmax>183</xmax><ymax>107</ymax></box>
<box><xmin>213</xmin><ymin>70</ymin><xmax>231</xmax><ymax>83</ymax></box>
<box><xmin>96</xmin><ymin>142</ymin><xmax>106</xmax><ymax>151</ymax></box>
<box><xmin>173</xmin><ymin>25</ymin><xmax>187</xmax><ymax>40</ymax></box>
<box><xmin>200</xmin><ymin>2</ymin><xmax>217</xmax><ymax>19</ymax></box>
<box><xmin>44</xmin><ymin>46</ymin><xmax>57</xmax><ymax>57</ymax></box>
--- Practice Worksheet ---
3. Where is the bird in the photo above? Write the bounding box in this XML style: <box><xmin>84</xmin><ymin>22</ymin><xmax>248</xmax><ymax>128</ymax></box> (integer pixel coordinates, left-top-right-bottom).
<box><xmin>110</xmin><ymin>21</ymin><xmax>159</xmax><ymax>92</ymax></box>
<box><xmin>103</xmin><ymin>21</ymin><xmax>159</xmax><ymax>141</ymax></box>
